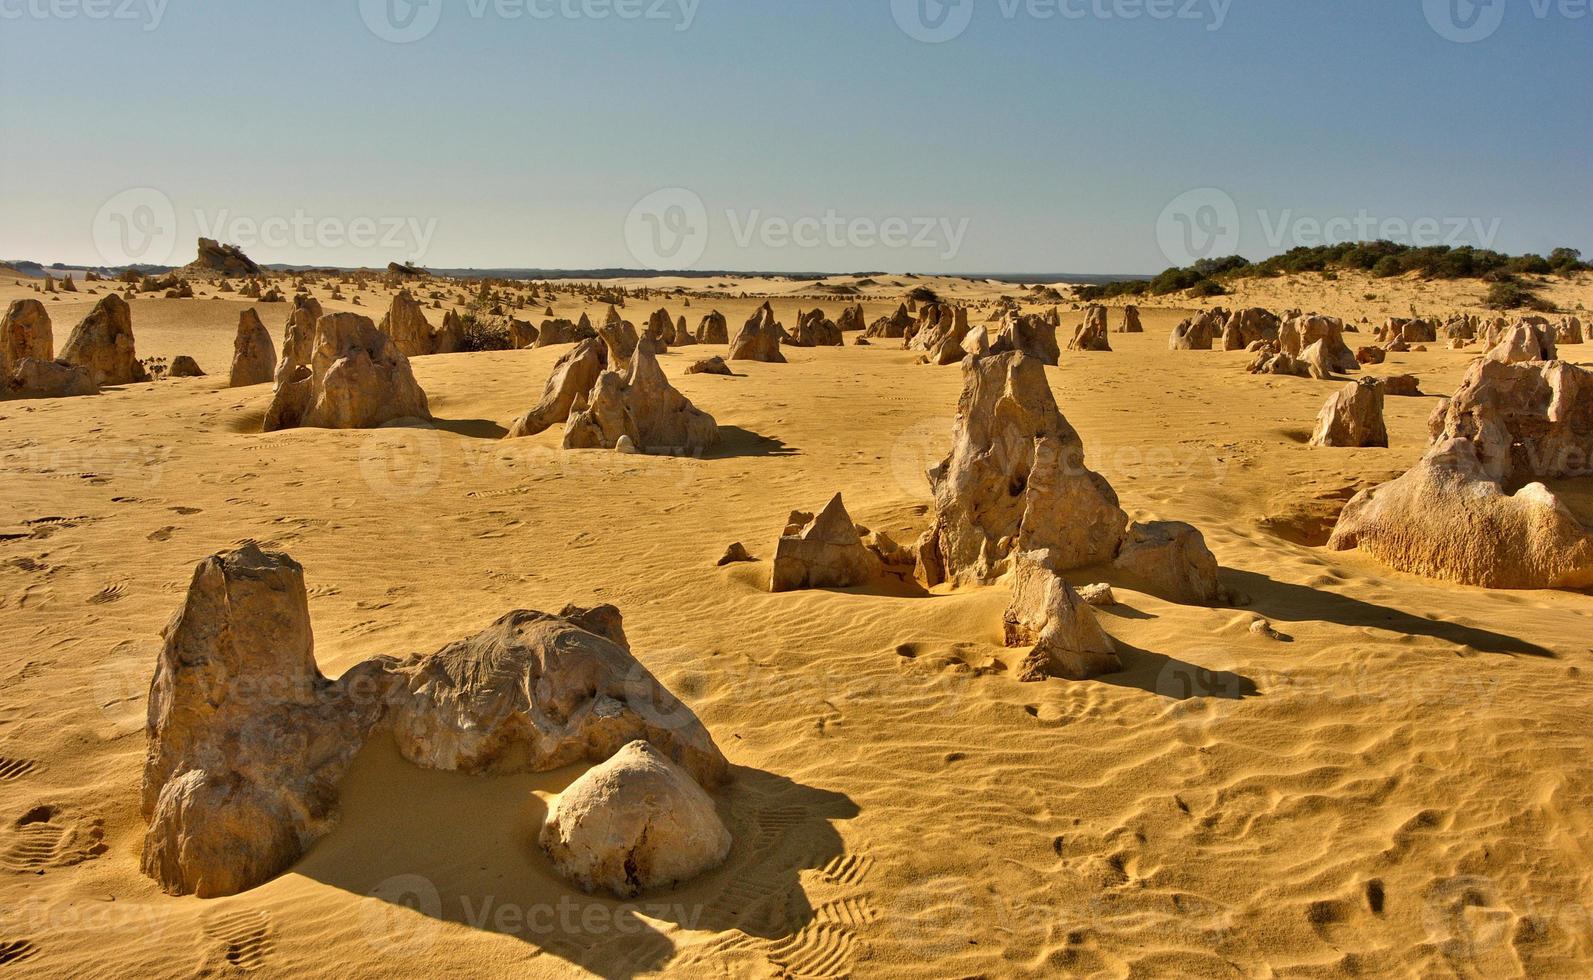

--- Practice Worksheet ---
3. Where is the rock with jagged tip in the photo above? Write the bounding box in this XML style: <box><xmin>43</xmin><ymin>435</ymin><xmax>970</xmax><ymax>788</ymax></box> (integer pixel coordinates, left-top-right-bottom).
<box><xmin>990</xmin><ymin>314</ymin><xmax>1060</xmax><ymax>365</ymax></box>
<box><xmin>229</xmin><ymin>309</ymin><xmax>277</xmax><ymax>388</ymax></box>
<box><xmin>598</xmin><ymin>307</ymin><xmax>640</xmax><ymax>372</ymax></box>
<box><xmin>274</xmin><ymin>295</ymin><xmax>322</xmax><ymax>389</ymax></box>
<box><xmin>562</xmin><ymin>371</ymin><xmax>640</xmax><ymax>450</ymax></box>
<box><xmin>508</xmin><ymin>318</ymin><xmax>538</xmax><ymax>350</ymax></box>
<box><xmin>1</xmin><ymin>299</ymin><xmax>53</xmax><ymax>377</ymax></box>
<box><xmin>169</xmin><ymin>355</ymin><xmax>205</xmax><ymax>378</ymax></box>
<box><xmin>918</xmin><ymin>352</ymin><xmax>1127</xmax><ymax>587</ymax></box>
<box><xmin>624</xmin><ymin>341</ymin><xmax>719</xmax><ymax>454</ymax></box>
<box><xmin>1301</xmin><ymin>338</ymin><xmax>1348</xmax><ymax>380</ymax></box>
<box><xmin>695</xmin><ymin>311</ymin><xmax>729</xmax><ymax>345</ymax></box>
<box><xmin>182</xmin><ymin>238</ymin><xmax>261</xmax><ymax>278</ymax></box>
<box><xmin>1558</xmin><ymin>317</ymin><xmax>1584</xmax><ymax>346</ymax></box>
<box><xmin>906</xmin><ymin>304</ymin><xmax>971</xmax><ymax>365</ymax></box>
<box><xmin>59</xmin><ymin>294</ymin><xmax>148</xmax><ymax>386</ymax></box>
<box><xmin>1246</xmin><ymin>343</ymin><xmax>1311</xmax><ymax>378</ymax></box>
<box><xmin>141</xmin><ymin>545</ymin><xmax>387</xmax><ymax>898</ymax></box>
<box><xmin>672</xmin><ymin>315</ymin><xmax>695</xmax><ymax>347</ymax></box>
<box><xmin>506</xmin><ymin>338</ymin><xmax>608</xmax><ymax>439</ymax></box>
<box><xmin>644</xmin><ymin>308</ymin><xmax>675</xmax><ymax>348</ymax></box>
<box><xmin>837</xmin><ymin>304</ymin><xmax>865</xmax><ymax>333</ymax></box>
<box><xmin>865</xmin><ymin>303</ymin><xmax>913</xmax><ymax>339</ymax></box>
<box><xmin>1004</xmin><ymin>551</ymin><xmax>1120</xmax><ymax>682</ymax></box>
<box><xmin>729</xmin><ymin>303</ymin><xmax>787</xmax><ymax>363</ymax></box>
<box><xmin>1310</xmin><ymin>378</ymin><xmax>1388</xmax><ymax>449</ymax></box>
<box><xmin>3</xmin><ymin>357</ymin><xmax>99</xmax><ymax>400</ymax></box>
<box><xmin>1427</xmin><ymin>359</ymin><xmax>1593</xmax><ymax>486</ymax></box>
<box><xmin>60</xmin><ymin>273</ymin><xmax>77</xmax><ymax>293</ymax></box>
<box><xmin>686</xmin><ymin>355</ymin><xmax>733</xmax><ymax>376</ymax></box>
<box><xmin>1329</xmin><ymin>438</ymin><xmax>1593</xmax><ymax>589</ymax></box>
<box><xmin>540</xmin><ymin>741</ymin><xmax>732</xmax><ymax>899</ymax></box>
<box><xmin>1168</xmin><ymin>312</ymin><xmax>1216</xmax><ymax>351</ymax></box>
<box><xmin>788</xmin><ymin>309</ymin><xmax>843</xmax><ymax>348</ymax></box>
<box><xmin>1119</xmin><ymin>305</ymin><xmax>1143</xmax><ymax>334</ymax></box>
<box><xmin>377</xmin><ymin>289</ymin><xmax>435</xmax><ymax>358</ymax></box>
<box><xmin>262</xmin><ymin>313</ymin><xmax>430</xmax><ymax>431</ymax></box>
<box><xmin>1113</xmin><ymin>521</ymin><xmax>1227</xmax><ymax>606</ymax></box>
<box><xmin>380</xmin><ymin>608</ymin><xmax>730</xmax><ymax>788</ymax></box>
<box><xmin>771</xmin><ymin>494</ymin><xmax>881</xmax><ymax>593</ymax></box>
<box><xmin>433</xmin><ymin>310</ymin><xmax>466</xmax><ymax>354</ymax></box>
<box><xmin>1068</xmin><ymin>306</ymin><xmax>1112</xmax><ymax>352</ymax></box>
<box><xmin>1281</xmin><ymin>315</ymin><xmax>1358</xmax><ymax>374</ymax></box>
<box><xmin>1221</xmin><ymin>308</ymin><xmax>1280</xmax><ymax>351</ymax></box>
<box><xmin>1485</xmin><ymin>322</ymin><xmax>1558</xmax><ymax>365</ymax></box>
<box><xmin>43</xmin><ymin>273</ymin><xmax>56</xmax><ymax>294</ymax></box>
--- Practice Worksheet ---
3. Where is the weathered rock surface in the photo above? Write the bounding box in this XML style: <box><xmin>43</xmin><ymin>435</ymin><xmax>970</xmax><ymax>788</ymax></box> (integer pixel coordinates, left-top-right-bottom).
<box><xmin>229</xmin><ymin>309</ymin><xmax>277</xmax><ymax>387</ymax></box>
<box><xmin>771</xmin><ymin>494</ymin><xmax>880</xmax><ymax>593</ymax></box>
<box><xmin>1068</xmin><ymin>306</ymin><xmax>1112</xmax><ymax>352</ymax></box>
<box><xmin>169</xmin><ymin>355</ymin><xmax>205</xmax><ymax>378</ymax></box>
<box><xmin>918</xmin><ymin>352</ymin><xmax>1127</xmax><ymax>586</ymax></box>
<box><xmin>1004</xmin><ymin>550</ymin><xmax>1120</xmax><ymax>681</ymax></box>
<box><xmin>539</xmin><ymin>741</ymin><xmax>732</xmax><ymax>898</ymax></box>
<box><xmin>3</xmin><ymin>357</ymin><xmax>99</xmax><ymax>400</ymax></box>
<box><xmin>990</xmin><ymin>314</ymin><xmax>1060</xmax><ymax>365</ymax></box>
<box><xmin>506</xmin><ymin>338</ymin><xmax>607</xmax><ymax>439</ymax></box>
<box><xmin>1</xmin><ymin>299</ymin><xmax>53</xmax><ymax>376</ymax></box>
<box><xmin>696</xmin><ymin>311</ymin><xmax>729</xmax><ymax>345</ymax></box>
<box><xmin>182</xmin><ymin>238</ymin><xmax>261</xmax><ymax>278</ymax></box>
<box><xmin>1310</xmin><ymin>378</ymin><xmax>1389</xmax><ymax>448</ymax></box>
<box><xmin>378</xmin><ymin>289</ymin><xmax>436</xmax><ymax>358</ymax></box>
<box><xmin>141</xmin><ymin>545</ymin><xmax>383</xmax><ymax>898</ymax></box>
<box><xmin>729</xmin><ymin>304</ymin><xmax>787</xmax><ymax>363</ymax></box>
<box><xmin>262</xmin><ymin>313</ymin><xmax>431</xmax><ymax>431</ymax></box>
<box><xmin>686</xmin><ymin>355</ymin><xmax>733</xmax><ymax>376</ymax></box>
<box><xmin>60</xmin><ymin>294</ymin><xmax>148</xmax><ymax>386</ymax></box>
<box><xmin>1113</xmin><ymin>521</ymin><xmax>1227</xmax><ymax>606</ymax></box>
<box><xmin>788</xmin><ymin>309</ymin><xmax>843</xmax><ymax>347</ymax></box>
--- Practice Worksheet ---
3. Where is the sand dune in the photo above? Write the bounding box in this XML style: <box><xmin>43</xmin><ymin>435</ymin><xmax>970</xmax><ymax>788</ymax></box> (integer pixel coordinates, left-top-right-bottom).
<box><xmin>2</xmin><ymin>274</ymin><xmax>1591</xmax><ymax>978</ymax></box>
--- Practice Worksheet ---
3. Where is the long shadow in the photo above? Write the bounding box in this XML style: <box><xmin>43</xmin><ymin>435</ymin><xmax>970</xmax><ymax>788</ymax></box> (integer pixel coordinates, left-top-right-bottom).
<box><xmin>295</xmin><ymin>739</ymin><xmax>858</xmax><ymax>978</ymax></box>
<box><xmin>707</xmin><ymin>425</ymin><xmax>799</xmax><ymax>459</ymax></box>
<box><xmin>1100</xmin><ymin>641</ymin><xmax>1260</xmax><ymax>702</ymax></box>
<box><xmin>1224</xmin><ymin>568</ymin><xmax>1552</xmax><ymax>658</ymax></box>
<box><xmin>428</xmin><ymin>417</ymin><xmax>509</xmax><ymax>440</ymax></box>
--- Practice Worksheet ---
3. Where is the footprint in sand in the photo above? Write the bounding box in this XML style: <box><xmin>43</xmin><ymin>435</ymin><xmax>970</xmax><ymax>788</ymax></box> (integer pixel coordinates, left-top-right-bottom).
<box><xmin>200</xmin><ymin>908</ymin><xmax>275</xmax><ymax>972</ymax></box>
<box><xmin>87</xmin><ymin>584</ymin><xmax>127</xmax><ymax>605</ymax></box>
<box><xmin>0</xmin><ymin>759</ymin><xmax>40</xmax><ymax>782</ymax></box>
<box><xmin>0</xmin><ymin>940</ymin><xmax>39</xmax><ymax>967</ymax></box>
<box><xmin>146</xmin><ymin>527</ymin><xmax>177</xmax><ymax>542</ymax></box>
<box><xmin>0</xmin><ymin>805</ymin><xmax>106</xmax><ymax>872</ymax></box>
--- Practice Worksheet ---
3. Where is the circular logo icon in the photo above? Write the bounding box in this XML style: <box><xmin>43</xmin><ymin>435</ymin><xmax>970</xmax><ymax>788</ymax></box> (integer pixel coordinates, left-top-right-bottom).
<box><xmin>891</xmin><ymin>0</ymin><xmax>975</xmax><ymax>43</ymax></box>
<box><xmin>92</xmin><ymin>188</ymin><xmax>178</xmax><ymax>267</ymax></box>
<box><xmin>1155</xmin><ymin>659</ymin><xmax>1250</xmax><ymax>739</ymax></box>
<box><xmin>90</xmin><ymin>644</ymin><xmax>151</xmax><ymax>735</ymax></box>
<box><xmin>361</xmin><ymin>874</ymin><xmax>445</xmax><ymax>955</ymax></box>
<box><xmin>624</xmin><ymin>188</ymin><xmax>709</xmax><ymax>270</ymax></box>
<box><xmin>1423</xmin><ymin>0</ymin><xmax>1505</xmax><ymax>43</ymax></box>
<box><xmin>360</xmin><ymin>0</ymin><xmax>443</xmax><ymax>43</ymax></box>
<box><xmin>359</xmin><ymin>425</ymin><xmax>443</xmax><ymax>501</ymax></box>
<box><xmin>1156</xmin><ymin>188</ymin><xmax>1241</xmax><ymax>268</ymax></box>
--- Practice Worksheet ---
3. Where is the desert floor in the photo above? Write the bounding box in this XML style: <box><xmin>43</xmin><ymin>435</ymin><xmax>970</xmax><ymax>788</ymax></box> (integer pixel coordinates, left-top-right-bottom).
<box><xmin>1</xmin><ymin>271</ymin><xmax>1591</xmax><ymax>978</ymax></box>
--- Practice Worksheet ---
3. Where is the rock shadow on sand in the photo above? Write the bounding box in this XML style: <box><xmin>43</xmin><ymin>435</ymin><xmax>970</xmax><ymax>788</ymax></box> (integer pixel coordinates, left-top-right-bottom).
<box><xmin>294</xmin><ymin>739</ymin><xmax>857</xmax><ymax>978</ymax></box>
<box><xmin>1224</xmin><ymin>568</ymin><xmax>1552</xmax><ymax>658</ymax></box>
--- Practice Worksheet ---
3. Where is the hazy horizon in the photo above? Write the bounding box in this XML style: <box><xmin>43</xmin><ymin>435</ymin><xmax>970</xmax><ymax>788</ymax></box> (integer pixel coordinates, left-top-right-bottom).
<box><xmin>3</xmin><ymin>1</ymin><xmax>1590</xmax><ymax>275</ymax></box>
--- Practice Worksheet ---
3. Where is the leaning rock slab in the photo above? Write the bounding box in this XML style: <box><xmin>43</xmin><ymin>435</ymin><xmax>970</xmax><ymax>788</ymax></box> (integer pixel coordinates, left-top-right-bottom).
<box><xmin>1310</xmin><ymin>378</ymin><xmax>1388</xmax><ymax>448</ymax></box>
<box><xmin>505</xmin><ymin>338</ymin><xmax>606</xmax><ymax>439</ymax></box>
<box><xmin>1113</xmin><ymin>521</ymin><xmax>1226</xmax><ymax>606</ymax></box>
<box><xmin>1004</xmin><ymin>550</ymin><xmax>1119</xmax><ymax>681</ymax></box>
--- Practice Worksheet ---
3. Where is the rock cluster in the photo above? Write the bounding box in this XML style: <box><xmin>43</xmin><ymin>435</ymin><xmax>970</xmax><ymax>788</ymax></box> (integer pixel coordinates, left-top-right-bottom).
<box><xmin>505</xmin><ymin>338</ymin><xmax>607</xmax><ymax>439</ymax></box>
<box><xmin>564</xmin><ymin>341</ymin><xmax>719</xmax><ymax>454</ymax></box>
<box><xmin>263</xmin><ymin>313</ymin><xmax>431</xmax><ymax>431</ymax></box>
<box><xmin>1068</xmin><ymin>306</ymin><xmax>1112</xmax><ymax>352</ymax></box>
<box><xmin>729</xmin><ymin>303</ymin><xmax>787</xmax><ymax>363</ymax></box>
<box><xmin>141</xmin><ymin>546</ymin><xmax>729</xmax><ymax>898</ymax></box>
<box><xmin>771</xmin><ymin>494</ymin><xmax>880</xmax><ymax>592</ymax></box>
<box><xmin>1330</xmin><ymin>359</ymin><xmax>1593</xmax><ymax>588</ymax></box>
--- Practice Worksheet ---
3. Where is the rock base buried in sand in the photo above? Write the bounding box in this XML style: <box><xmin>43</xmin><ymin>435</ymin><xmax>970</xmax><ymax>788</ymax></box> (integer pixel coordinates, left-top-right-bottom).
<box><xmin>771</xmin><ymin>494</ymin><xmax>880</xmax><ymax>593</ymax></box>
<box><xmin>540</xmin><ymin>741</ymin><xmax>732</xmax><ymax>899</ymax></box>
<box><xmin>1113</xmin><ymin>521</ymin><xmax>1228</xmax><ymax>606</ymax></box>
<box><xmin>262</xmin><ymin>312</ymin><xmax>431</xmax><ymax>431</ymax></box>
<box><xmin>1310</xmin><ymin>378</ymin><xmax>1388</xmax><ymax>448</ymax></box>
<box><xmin>141</xmin><ymin>545</ymin><xmax>385</xmax><ymax>898</ymax></box>
<box><xmin>4</xmin><ymin>358</ymin><xmax>98</xmax><ymax>400</ymax></box>
<box><xmin>1004</xmin><ymin>551</ymin><xmax>1120</xmax><ymax>681</ymax></box>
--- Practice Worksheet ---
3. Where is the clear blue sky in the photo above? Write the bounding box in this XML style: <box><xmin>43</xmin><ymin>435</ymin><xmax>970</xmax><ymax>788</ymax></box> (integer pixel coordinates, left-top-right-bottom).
<box><xmin>2</xmin><ymin>0</ymin><xmax>1589</xmax><ymax>275</ymax></box>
